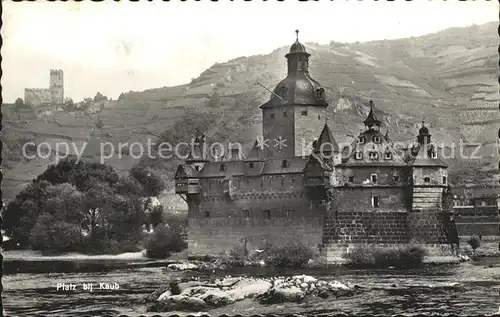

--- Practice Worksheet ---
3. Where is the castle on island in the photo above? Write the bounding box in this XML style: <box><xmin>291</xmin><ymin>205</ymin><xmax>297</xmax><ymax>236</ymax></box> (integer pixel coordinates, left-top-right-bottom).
<box><xmin>175</xmin><ymin>31</ymin><xmax>457</xmax><ymax>261</ymax></box>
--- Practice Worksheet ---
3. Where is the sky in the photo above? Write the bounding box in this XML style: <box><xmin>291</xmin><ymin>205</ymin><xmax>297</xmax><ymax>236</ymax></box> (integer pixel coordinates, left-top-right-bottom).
<box><xmin>1</xmin><ymin>0</ymin><xmax>497</xmax><ymax>103</ymax></box>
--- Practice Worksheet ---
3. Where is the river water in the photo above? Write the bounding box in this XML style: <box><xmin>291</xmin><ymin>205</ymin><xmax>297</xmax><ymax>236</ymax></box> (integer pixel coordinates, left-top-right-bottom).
<box><xmin>3</xmin><ymin>258</ymin><xmax>500</xmax><ymax>316</ymax></box>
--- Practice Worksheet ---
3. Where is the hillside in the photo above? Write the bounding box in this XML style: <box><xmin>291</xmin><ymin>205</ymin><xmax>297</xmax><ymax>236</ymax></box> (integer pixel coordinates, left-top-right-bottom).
<box><xmin>2</xmin><ymin>22</ymin><xmax>498</xmax><ymax>203</ymax></box>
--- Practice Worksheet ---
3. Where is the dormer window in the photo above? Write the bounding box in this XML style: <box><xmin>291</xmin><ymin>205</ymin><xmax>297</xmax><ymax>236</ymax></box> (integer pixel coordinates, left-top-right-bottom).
<box><xmin>348</xmin><ymin>176</ymin><xmax>355</xmax><ymax>182</ymax></box>
<box><xmin>315</xmin><ymin>88</ymin><xmax>325</xmax><ymax>100</ymax></box>
<box><xmin>358</xmin><ymin>136</ymin><xmax>365</xmax><ymax>144</ymax></box>
<box><xmin>219</xmin><ymin>164</ymin><xmax>226</xmax><ymax>172</ymax></box>
<box><xmin>355</xmin><ymin>152</ymin><xmax>363</xmax><ymax>160</ymax></box>
<box><xmin>279</xmin><ymin>86</ymin><xmax>288</xmax><ymax>99</ymax></box>
<box><xmin>281</xmin><ymin>159</ymin><xmax>290</xmax><ymax>168</ymax></box>
<box><xmin>385</xmin><ymin>152</ymin><xmax>392</xmax><ymax>160</ymax></box>
<box><xmin>371</xmin><ymin>174</ymin><xmax>378</xmax><ymax>183</ymax></box>
<box><xmin>369</xmin><ymin>152</ymin><xmax>378</xmax><ymax>160</ymax></box>
<box><xmin>424</xmin><ymin>177</ymin><xmax>430</xmax><ymax>183</ymax></box>
<box><xmin>442</xmin><ymin>176</ymin><xmax>447</xmax><ymax>184</ymax></box>
<box><xmin>373</xmin><ymin>136</ymin><xmax>381</xmax><ymax>143</ymax></box>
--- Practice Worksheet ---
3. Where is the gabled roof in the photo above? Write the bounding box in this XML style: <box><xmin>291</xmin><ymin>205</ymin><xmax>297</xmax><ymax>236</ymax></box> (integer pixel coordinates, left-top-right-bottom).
<box><xmin>341</xmin><ymin>130</ymin><xmax>406</xmax><ymax>167</ymax></box>
<box><xmin>174</xmin><ymin>164</ymin><xmax>199</xmax><ymax>179</ymax></box>
<box><xmin>304</xmin><ymin>151</ymin><xmax>332</xmax><ymax>173</ymax></box>
<box><xmin>261</xmin><ymin>156</ymin><xmax>308</xmax><ymax>175</ymax></box>
<box><xmin>198</xmin><ymin>161</ymin><xmax>245</xmax><ymax>178</ymax></box>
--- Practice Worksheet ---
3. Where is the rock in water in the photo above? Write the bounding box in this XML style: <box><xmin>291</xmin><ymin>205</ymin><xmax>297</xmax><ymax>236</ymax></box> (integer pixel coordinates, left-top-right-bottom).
<box><xmin>259</xmin><ymin>286</ymin><xmax>304</xmax><ymax>304</ymax></box>
<box><xmin>227</xmin><ymin>279</ymin><xmax>272</xmax><ymax>301</ymax></box>
<box><xmin>148</xmin><ymin>295</ymin><xmax>207</xmax><ymax>312</ymax></box>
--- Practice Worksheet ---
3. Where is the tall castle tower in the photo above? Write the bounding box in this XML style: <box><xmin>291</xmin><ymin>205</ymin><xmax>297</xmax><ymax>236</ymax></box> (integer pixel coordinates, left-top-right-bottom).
<box><xmin>260</xmin><ymin>30</ymin><xmax>328</xmax><ymax>158</ymax></box>
<box><xmin>50</xmin><ymin>69</ymin><xmax>64</xmax><ymax>104</ymax></box>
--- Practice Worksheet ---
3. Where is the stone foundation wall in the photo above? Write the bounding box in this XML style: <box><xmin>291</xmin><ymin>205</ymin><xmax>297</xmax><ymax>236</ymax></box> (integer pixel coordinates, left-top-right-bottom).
<box><xmin>322</xmin><ymin>210</ymin><xmax>457</xmax><ymax>262</ymax></box>
<box><xmin>322</xmin><ymin>210</ymin><xmax>411</xmax><ymax>262</ymax></box>
<box><xmin>407</xmin><ymin>211</ymin><xmax>457</xmax><ymax>245</ymax></box>
<box><xmin>188</xmin><ymin>216</ymin><xmax>323</xmax><ymax>256</ymax></box>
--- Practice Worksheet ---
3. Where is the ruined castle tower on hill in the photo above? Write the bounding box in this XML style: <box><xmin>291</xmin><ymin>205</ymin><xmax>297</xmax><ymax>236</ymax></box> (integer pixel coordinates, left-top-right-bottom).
<box><xmin>24</xmin><ymin>69</ymin><xmax>64</xmax><ymax>107</ymax></box>
<box><xmin>175</xmin><ymin>31</ymin><xmax>457</xmax><ymax>261</ymax></box>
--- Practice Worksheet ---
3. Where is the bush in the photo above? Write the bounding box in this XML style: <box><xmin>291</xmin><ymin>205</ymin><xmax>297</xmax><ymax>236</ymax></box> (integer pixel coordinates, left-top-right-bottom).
<box><xmin>342</xmin><ymin>244</ymin><xmax>428</xmax><ymax>268</ymax></box>
<box><xmin>467</xmin><ymin>235</ymin><xmax>480</xmax><ymax>252</ymax></box>
<box><xmin>29</xmin><ymin>214</ymin><xmax>83</xmax><ymax>253</ymax></box>
<box><xmin>253</xmin><ymin>241</ymin><xmax>314</xmax><ymax>268</ymax></box>
<box><xmin>145</xmin><ymin>223</ymin><xmax>187</xmax><ymax>259</ymax></box>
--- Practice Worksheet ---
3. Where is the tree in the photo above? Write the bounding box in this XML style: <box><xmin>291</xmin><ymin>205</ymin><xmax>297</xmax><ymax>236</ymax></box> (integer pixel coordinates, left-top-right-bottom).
<box><xmin>130</xmin><ymin>166</ymin><xmax>165</xmax><ymax>197</ymax></box>
<box><xmin>30</xmin><ymin>214</ymin><xmax>82</xmax><ymax>254</ymax></box>
<box><xmin>14</xmin><ymin>98</ymin><xmax>24</xmax><ymax>119</ymax></box>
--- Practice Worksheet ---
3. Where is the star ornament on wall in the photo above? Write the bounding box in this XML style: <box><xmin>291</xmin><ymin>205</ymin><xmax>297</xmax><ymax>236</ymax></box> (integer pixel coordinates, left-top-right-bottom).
<box><xmin>256</xmin><ymin>136</ymin><xmax>270</xmax><ymax>149</ymax></box>
<box><xmin>274</xmin><ymin>136</ymin><xmax>288</xmax><ymax>151</ymax></box>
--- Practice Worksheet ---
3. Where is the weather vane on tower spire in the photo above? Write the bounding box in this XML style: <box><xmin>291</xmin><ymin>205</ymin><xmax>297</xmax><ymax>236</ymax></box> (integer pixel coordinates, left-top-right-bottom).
<box><xmin>295</xmin><ymin>29</ymin><xmax>299</xmax><ymax>41</ymax></box>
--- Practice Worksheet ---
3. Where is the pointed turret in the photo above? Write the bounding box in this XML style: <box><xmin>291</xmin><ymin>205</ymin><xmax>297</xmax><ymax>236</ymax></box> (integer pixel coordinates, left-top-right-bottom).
<box><xmin>363</xmin><ymin>100</ymin><xmax>381</xmax><ymax>130</ymax></box>
<box><xmin>245</xmin><ymin>139</ymin><xmax>266</xmax><ymax>161</ymax></box>
<box><xmin>417</xmin><ymin>120</ymin><xmax>431</xmax><ymax>145</ymax></box>
<box><xmin>315</xmin><ymin>123</ymin><xmax>339</xmax><ymax>157</ymax></box>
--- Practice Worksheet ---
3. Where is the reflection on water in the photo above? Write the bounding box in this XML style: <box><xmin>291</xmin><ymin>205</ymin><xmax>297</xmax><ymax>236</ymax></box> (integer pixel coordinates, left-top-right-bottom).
<box><xmin>3</xmin><ymin>259</ymin><xmax>500</xmax><ymax>316</ymax></box>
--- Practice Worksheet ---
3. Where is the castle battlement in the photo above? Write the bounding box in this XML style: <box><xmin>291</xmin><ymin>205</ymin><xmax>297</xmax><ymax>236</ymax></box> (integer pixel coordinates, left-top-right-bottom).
<box><xmin>24</xmin><ymin>70</ymin><xmax>64</xmax><ymax>107</ymax></box>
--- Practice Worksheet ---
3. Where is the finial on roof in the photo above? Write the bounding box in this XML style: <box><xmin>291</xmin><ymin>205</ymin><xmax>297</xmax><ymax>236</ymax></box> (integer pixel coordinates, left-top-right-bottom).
<box><xmin>295</xmin><ymin>29</ymin><xmax>299</xmax><ymax>41</ymax></box>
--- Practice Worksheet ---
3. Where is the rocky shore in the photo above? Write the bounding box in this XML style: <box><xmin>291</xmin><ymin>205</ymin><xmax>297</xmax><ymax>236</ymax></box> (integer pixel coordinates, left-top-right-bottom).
<box><xmin>146</xmin><ymin>274</ymin><xmax>361</xmax><ymax>312</ymax></box>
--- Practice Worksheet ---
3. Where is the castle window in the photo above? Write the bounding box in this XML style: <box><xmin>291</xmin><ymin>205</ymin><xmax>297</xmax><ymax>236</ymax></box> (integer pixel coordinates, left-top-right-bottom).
<box><xmin>393</xmin><ymin>175</ymin><xmax>400</xmax><ymax>182</ymax></box>
<box><xmin>242</xmin><ymin>210</ymin><xmax>250</xmax><ymax>218</ymax></box>
<box><xmin>442</xmin><ymin>176</ymin><xmax>447</xmax><ymax>184</ymax></box>
<box><xmin>249</xmin><ymin>162</ymin><xmax>254</xmax><ymax>168</ymax></box>
<box><xmin>369</xmin><ymin>152</ymin><xmax>378</xmax><ymax>160</ymax></box>
<box><xmin>385</xmin><ymin>152</ymin><xmax>392</xmax><ymax>160</ymax></box>
<box><xmin>204</xmin><ymin>211</ymin><xmax>210</xmax><ymax>218</ymax></box>
<box><xmin>373</xmin><ymin>136</ymin><xmax>381</xmax><ymax>143</ymax></box>
<box><xmin>318</xmin><ymin>114</ymin><xmax>321</xmax><ymax>120</ymax></box>
<box><xmin>281</xmin><ymin>159</ymin><xmax>290</xmax><ymax>168</ymax></box>
<box><xmin>283</xmin><ymin>111</ymin><xmax>288</xmax><ymax>117</ymax></box>
<box><xmin>220</xmin><ymin>164</ymin><xmax>227</xmax><ymax>172</ymax></box>
<box><xmin>263</xmin><ymin>210</ymin><xmax>271</xmax><ymax>220</ymax></box>
<box><xmin>371</xmin><ymin>174</ymin><xmax>378</xmax><ymax>183</ymax></box>
<box><xmin>424</xmin><ymin>177</ymin><xmax>431</xmax><ymax>183</ymax></box>
<box><xmin>247</xmin><ymin>179</ymin><xmax>250</xmax><ymax>185</ymax></box>
<box><xmin>371</xmin><ymin>196</ymin><xmax>380</xmax><ymax>208</ymax></box>
<box><xmin>348</xmin><ymin>176</ymin><xmax>354</xmax><ymax>182</ymax></box>
<box><xmin>358</xmin><ymin>136</ymin><xmax>365</xmax><ymax>144</ymax></box>
<box><xmin>291</xmin><ymin>177</ymin><xmax>295</xmax><ymax>183</ymax></box>
<box><xmin>270</xmin><ymin>113</ymin><xmax>275</xmax><ymax>119</ymax></box>
<box><xmin>355</xmin><ymin>152</ymin><xmax>363</xmax><ymax>160</ymax></box>
<box><xmin>301</xmin><ymin>109</ymin><xmax>308</xmax><ymax>116</ymax></box>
